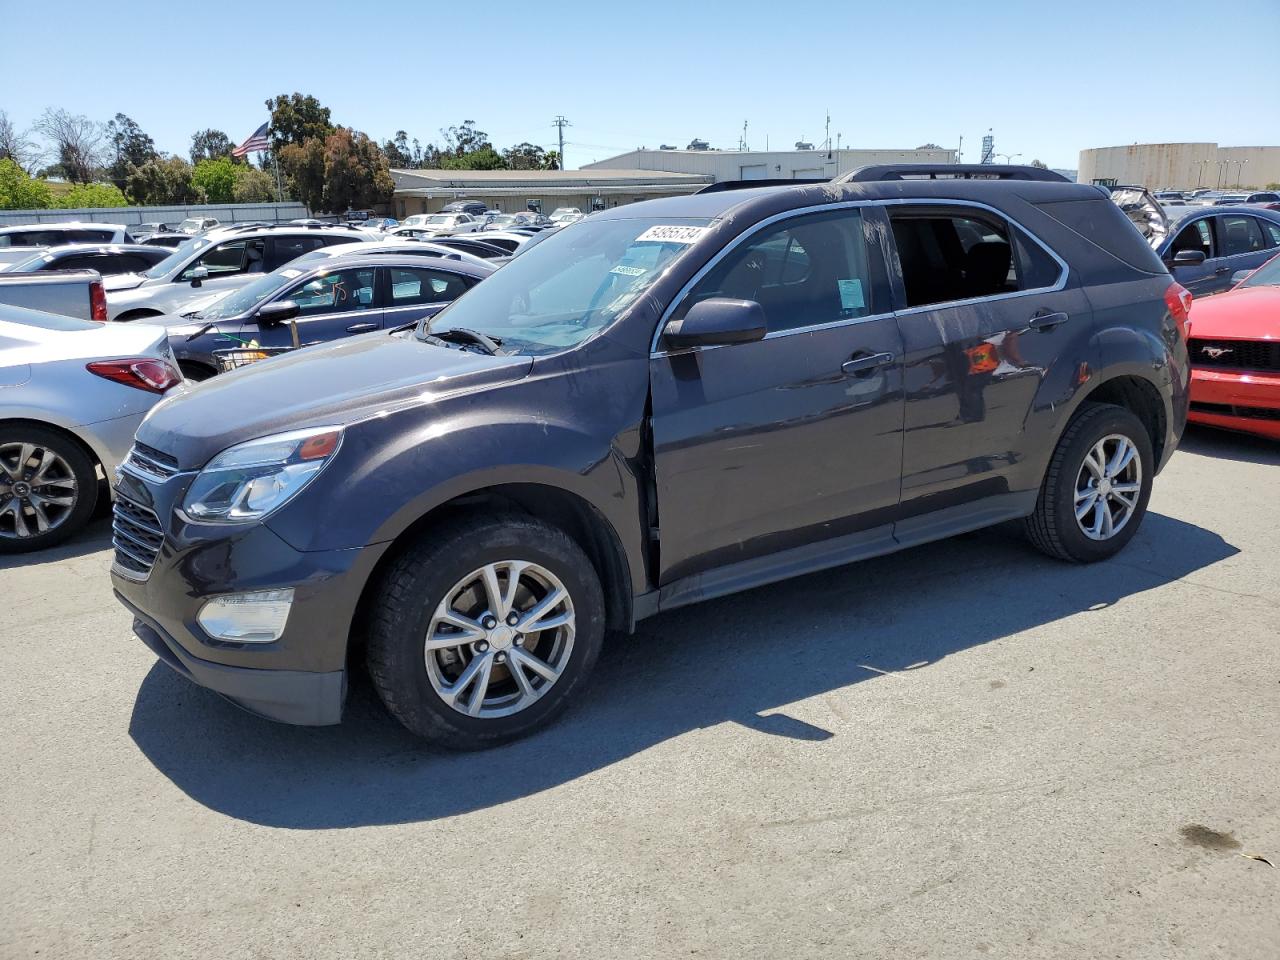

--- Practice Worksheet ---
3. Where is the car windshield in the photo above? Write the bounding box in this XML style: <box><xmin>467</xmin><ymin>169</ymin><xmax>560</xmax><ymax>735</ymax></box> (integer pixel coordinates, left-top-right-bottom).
<box><xmin>142</xmin><ymin>237</ymin><xmax>208</xmax><ymax>278</ymax></box>
<box><xmin>418</xmin><ymin>216</ymin><xmax>711</xmax><ymax>356</ymax></box>
<box><xmin>426</xmin><ymin>215</ymin><xmax>453</xmax><ymax>224</ymax></box>
<box><xmin>198</xmin><ymin>268</ymin><xmax>301</xmax><ymax>320</ymax></box>
<box><xmin>1239</xmin><ymin>253</ymin><xmax>1280</xmax><ymax>289</ymax></box>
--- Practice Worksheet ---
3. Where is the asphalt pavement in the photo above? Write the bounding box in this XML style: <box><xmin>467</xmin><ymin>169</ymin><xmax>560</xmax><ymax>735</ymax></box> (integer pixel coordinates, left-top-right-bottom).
<box><xmin>1</xmin><ymin>425</ymin><xmax>1277</xmax><ymax>959</ymax></box>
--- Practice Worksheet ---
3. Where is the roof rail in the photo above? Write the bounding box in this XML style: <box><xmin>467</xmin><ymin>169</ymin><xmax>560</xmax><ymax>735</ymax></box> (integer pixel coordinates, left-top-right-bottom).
<box><xmin>696</xmin><ymin>178</ymin><xmax>827</xmax><ymax>194</ymax></box>
<box><xmin>837</xmin><ymin>164</ymin><xmax>1070</xmax><ymax>184</ymax></box>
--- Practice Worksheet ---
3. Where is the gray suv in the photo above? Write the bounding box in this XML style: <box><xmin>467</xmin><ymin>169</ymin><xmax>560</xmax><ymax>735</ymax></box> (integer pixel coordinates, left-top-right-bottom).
<box><xmin>112</xmin><ymin>165</ymin><xmax>1191</xmax><ymax>749</ymax></box>
<box><xmin>103</xmin><ymin>224</ymin><xmax>373</xmax><ymax>321</ymax></box>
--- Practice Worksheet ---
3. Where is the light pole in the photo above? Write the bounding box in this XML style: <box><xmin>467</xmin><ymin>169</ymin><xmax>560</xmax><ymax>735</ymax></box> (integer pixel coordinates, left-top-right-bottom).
<box><xmin>995</xmin><ymin>152</ymin><xmax>1022</xmax><ymax>165</ymax></box>
<box><xmin>1216</xmin><ymin>160</ymin><xmax>1228</xmax><ymax>189</ymax></box>
<box><xmin>1194</xmin><ymin>159</ymin><xmax>1210</xmax><ymax>190</ymax></box>
<box><xmin>1235</xmin><ymin>158</ymin><xmax>1249</xmax><ymax>189</ymax></box>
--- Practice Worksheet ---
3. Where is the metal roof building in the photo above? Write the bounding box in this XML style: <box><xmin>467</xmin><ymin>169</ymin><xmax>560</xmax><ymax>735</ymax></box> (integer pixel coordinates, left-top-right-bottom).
<box><xmin>581</xmin><ymin>146</ymin><xmax>957</xmax><ymax>182</ymax></box>
<box><xmin>390</xmin><ymin>168</ymin><xmax>711</xmax><ymax>216</ymax></box>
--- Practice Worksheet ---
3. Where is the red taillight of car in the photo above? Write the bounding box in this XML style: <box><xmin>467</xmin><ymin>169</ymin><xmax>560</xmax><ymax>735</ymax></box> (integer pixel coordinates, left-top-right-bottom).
<box><xmin>86</xmin><ymin>358</ymin><xmax>181</xmax><ymax>394</ymax></box>
<box><xmin>89</xmin><ymin>280</ymin><xmax>108</xmax><ymax>322</ymax></box>
<box><xmin>1164</xmin><ymin>282</ymin><xmax>1193</xmax><ymax>340</ymax></box>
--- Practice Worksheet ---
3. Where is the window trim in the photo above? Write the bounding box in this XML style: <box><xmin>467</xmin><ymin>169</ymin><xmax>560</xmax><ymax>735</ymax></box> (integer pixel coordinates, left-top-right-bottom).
<box><xmin>649</xmin><ymin>198</ymin><xmax>1069</xmax><ymax>355</ymax></box>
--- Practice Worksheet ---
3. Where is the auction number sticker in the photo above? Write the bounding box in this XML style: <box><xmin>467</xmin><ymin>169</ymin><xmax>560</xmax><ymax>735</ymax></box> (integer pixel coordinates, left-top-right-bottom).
<box><xmin>635</xmin><ymin>225</ymin><xmax>710</xmax><ymax>244</ymax></box>
<box><xmin>610</xmin><ymin>264</ymin><xmax>648</xmax><ymax>277</ymax></box>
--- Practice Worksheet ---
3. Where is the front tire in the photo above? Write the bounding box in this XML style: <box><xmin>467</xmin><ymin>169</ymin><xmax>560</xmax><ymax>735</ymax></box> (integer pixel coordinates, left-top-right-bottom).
<box><xmin>0</xmin><ymin>426</ymin><xmax>99</xmax><ymax>553</ymax></box>
<box><xmin>1024</xmin><ymin>402</ymin><xmax>1154</xmax><ymax>563</ymax></box>
<box><xmin>366</xmin><ymin>515</ymin><xmax>606</xmax><ymax>749</ymax></box>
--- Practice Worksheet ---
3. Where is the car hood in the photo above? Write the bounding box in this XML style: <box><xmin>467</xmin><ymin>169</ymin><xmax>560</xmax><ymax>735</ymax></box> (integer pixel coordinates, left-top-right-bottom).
<box><xmin>135</xmin><ymin>333</ymin><xmax>534</xmax><ymax>469</ymax></box>
<box><xmin>103</xmin><ymin>272</ymin><xmax>149</xmax><ymax>292</ymax></box>
<box><xmin>1188</xmin><ymin>285</ymin><xmax>1280</xmax><ymax>341</ymax></box>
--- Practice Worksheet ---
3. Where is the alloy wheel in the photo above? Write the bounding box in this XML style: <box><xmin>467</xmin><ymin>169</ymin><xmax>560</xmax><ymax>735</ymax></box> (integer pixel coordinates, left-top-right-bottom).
<box><xmin>0</xmin><ymin>442</ymin><xmax>79</xmax><ymax>541</ymax></box>
<box><xmin>424</xmin><ymin>560</ymin><xmax>576</xmax><ymax>719</ymax></box>
<box><xmin>1074</xmin><ymin>433</ymin><xmax>1142</xmax><ymax>541</ymax></box>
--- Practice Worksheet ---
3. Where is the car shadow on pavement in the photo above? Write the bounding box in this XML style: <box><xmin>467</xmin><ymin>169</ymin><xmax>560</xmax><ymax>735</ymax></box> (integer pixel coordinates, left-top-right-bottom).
<box><xmin>128</xmin><ymin>511</ymin><xmax>1237</xmax><ymax>829</ymax></box>
<box><xmin>0</xmin><ymin>517</ymin><xmax>112</xmax><ymax>571</ymax></box>
<box><xmin>1178</xmin><ymin>425</ymin><xmax>1280</xmax><ymax>466</ymax></box>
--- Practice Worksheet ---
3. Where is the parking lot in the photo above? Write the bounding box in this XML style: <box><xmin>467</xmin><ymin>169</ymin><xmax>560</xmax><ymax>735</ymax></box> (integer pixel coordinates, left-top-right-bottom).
<box><xmin>0</xmin><ymin>423</ymin><xmax>1274</xmax><ymax>959</ymax></box>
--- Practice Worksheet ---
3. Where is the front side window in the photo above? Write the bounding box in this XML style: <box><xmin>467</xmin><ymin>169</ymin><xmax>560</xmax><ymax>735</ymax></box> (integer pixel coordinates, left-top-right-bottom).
<box><xmin>1219</xmin><ymin>216</ymin><xmax>1266</xmax><ymax>257</ymax></box>
<box><xmin>288</xmin><ymin>267</ymin><xmax>377</xmax><ymax>316</ymax></box>
<box><xmin>1169</xmin><ymin>219</ymin><xmax>1214</xmax><ymax>259</ymax></box>
<box><xmin>389</xmin><ymin>267</ymin><xmax>470</xmax><ymax>306</ymax></box>
<box><xmin>673</xmin><ymin>208</ymin><xmax>874</xmax><ymax>333</ymax></box>
<box><xmin>180</xmin><ymin>238</ymin><xmax>266</xmax><ymax>280</ymax></box>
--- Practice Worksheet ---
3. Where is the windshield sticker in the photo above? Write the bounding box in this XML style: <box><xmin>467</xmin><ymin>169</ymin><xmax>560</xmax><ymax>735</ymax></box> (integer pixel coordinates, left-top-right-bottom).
<box><xmin>838</xmin><ymin>278</ymin><xmax>866</xmax><ymax>311</ymax></box>
<box><xmin>279</xmin><ymin>269</ymin><xmax>302</xmax><ymax>279</ymax></box>
<box><xmin>610</xmin><ymin>264</ymin><xmax>648</xmax><ymax>277</ymax></box>
<box><xmin>635</xmin><ymin>225</ymin><xmax>710</xmax><ymax>244</ymax></box>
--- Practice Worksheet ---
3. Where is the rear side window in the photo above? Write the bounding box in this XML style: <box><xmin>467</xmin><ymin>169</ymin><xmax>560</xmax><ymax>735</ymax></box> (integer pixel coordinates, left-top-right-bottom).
<box><xmin>268</xmin><ymin>235</ymin><xmax>329</xmax><ymax>269</ymax></box>
<box><xmin>1</xmin><ymin>229</ymin><xmax>66</xmax><ymax>247</ymax></box>
<box><xmin>389</xmin><ymin>267</ymin><xmax>470</xmax><ymax>305</ymax></box>
<box><xmin>1262</xmin><ymin>221</ymin><xmax>1280</xmax><ymax>247</ymax></box>
<box><xmin>1033</xmin><ymin>198</ymin><xmax>1168</xmax><ymax>274</ymax></box>
<box><xmin>1219</xmin><ymin>216</ymin><xmax>1266</xmax><ymax>257</ymax></box>
<box><xmin>675</xmin><ymin>207</ymin><xmax>874</xmax><ymax>333</ymax></box>
<box><xmin>889</xmin><ymin>210</ymin><xmax>1014</xmax><ymax>307</ymax></box>
<box><xmin>65</xmin><ymin>229</ymin><xmax>114</xmax><ymax>243</ymax></box>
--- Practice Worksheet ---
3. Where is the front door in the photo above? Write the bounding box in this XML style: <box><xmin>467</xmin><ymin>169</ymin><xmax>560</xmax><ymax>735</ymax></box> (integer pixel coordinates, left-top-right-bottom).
<box><xmin>249</xmin><ymin>265</ymin><xmax>382</xmax><ymax>349</ymax></box>
<box><xmin>1166</xmin><ymin>216</ymin><xmax>1229</xmax><ymax>295</ymax></box>
<box><xmin>650</xmin><ymin>206</ymin><xmax>905</xmax><ymax>585</ymax></box>
<box><xmin>883</xmin><ymin>204</ymin><xmax>1093</xmax><ymax>518</ymax></box>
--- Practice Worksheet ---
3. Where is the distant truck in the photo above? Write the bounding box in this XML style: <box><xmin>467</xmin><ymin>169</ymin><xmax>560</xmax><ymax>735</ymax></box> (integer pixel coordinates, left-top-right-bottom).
<box><xmin>0</xmin><ymin>271</ymin><xmax>108</xmax><ymax>322</ymax></box>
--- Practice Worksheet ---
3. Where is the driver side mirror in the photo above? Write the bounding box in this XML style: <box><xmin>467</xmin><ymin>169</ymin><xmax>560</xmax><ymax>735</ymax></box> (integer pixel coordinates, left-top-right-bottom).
<box><xmin>663</xmin><ymin>298</ymin><xmax>767</xmax><ymax>350</ymax></box>
<box><xmin>189</xmin><ymin>265</ymin><xmax>209</xmax><ymax>287</ymax></box>
<box><xmin>256</xmin><ymin>300</ymin><xmax>300</xmax><ymax>326</ymax></box>
<box><xmin>1171</xmin><ymin>249</ymin><xmax>1207</xmax><ymax>267</ymax></box>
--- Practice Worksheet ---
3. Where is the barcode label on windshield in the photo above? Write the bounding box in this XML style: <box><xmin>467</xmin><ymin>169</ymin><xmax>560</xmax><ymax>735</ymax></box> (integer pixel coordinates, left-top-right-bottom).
<box><xmin>635</xmin><ymin>225</ymin><xmax>710</xmax><ymax>244</ymax></box>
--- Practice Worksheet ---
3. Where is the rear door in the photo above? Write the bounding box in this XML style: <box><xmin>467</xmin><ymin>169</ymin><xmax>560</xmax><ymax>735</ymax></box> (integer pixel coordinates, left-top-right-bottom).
<box><xmin>883</xmin><ymin>203</ymin><xmax>1091</xmax><ymax>522</ymax></box>
<box><xmin>250</xmin><ymin>265</ymin><xmax>381</xmax><ymax>349</ymax></box>
<box><xmin>382</xmin><ymin>264</ymin><xmax>476</xmax><ymax>328</ymax></box>
<box><xmin>649</xmin><ymin>205</ymin><xmax>905</xmax><ymax>585</ymax></box>
<box><xmin>1217</xmin><ymin>213</ymin><xmax>1274</xmax><ymax>278</ymax></box>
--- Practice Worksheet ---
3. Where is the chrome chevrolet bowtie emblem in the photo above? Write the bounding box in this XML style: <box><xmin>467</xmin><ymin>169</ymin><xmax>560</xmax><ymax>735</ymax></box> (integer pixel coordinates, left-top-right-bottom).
<box><xmin>1203</xmin><ymin>346</ymin><xmax>1234</xmax><ymax>359</ymax></box>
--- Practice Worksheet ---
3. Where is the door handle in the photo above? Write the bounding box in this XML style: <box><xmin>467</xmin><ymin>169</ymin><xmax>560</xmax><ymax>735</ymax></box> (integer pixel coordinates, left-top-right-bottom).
<box><xmin>841</xmin><ymin>352</ymin><xmax>895</xmax><ymax>376</ymax></box>
<box><xmin>1214</xmin><ymin>266</ymin><xmax>1231</xmax><ymax>275</ymax></box>
<box><xmin>1028</xmin><ymin>311</ymin><xmax>1069</xmax><ymax>331</ymax></box>
<box><xmin>346</xmin><ymin>322</ymin><xmax>379</xmax><ymax>333</ymax></box>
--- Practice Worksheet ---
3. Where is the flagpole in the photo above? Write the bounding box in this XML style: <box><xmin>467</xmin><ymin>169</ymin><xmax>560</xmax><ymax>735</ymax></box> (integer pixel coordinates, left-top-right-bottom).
<box><xmin>270</xmin><ymin>150</ymin><xmax>284</xmax><ymax>203</ymax></box>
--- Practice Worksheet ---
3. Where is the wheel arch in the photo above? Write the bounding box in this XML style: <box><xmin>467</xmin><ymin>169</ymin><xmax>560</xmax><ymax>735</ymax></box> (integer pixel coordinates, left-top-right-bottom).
<box><xmin>113</xmin><ymin>308</ymin><xmax>164</xmax><ymax>323</ymax></box>
<box><xmin>0</xmin><ymin>416</ymin><xmax>106</xmax><ymax>478</ymax></box>
<box><xmin>1077</xmin><ymin>374</ymin><xmax>1168</xmax><ymax>467</ymax></box>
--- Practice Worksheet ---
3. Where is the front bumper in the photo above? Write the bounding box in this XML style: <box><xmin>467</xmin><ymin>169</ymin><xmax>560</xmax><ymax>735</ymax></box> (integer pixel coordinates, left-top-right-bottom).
<box><xmin>1188</xmin><ymin>367</ymin><xmax>1280</xmax><ymax>440</ymax></box>
<box><xmin>110</xmin><ymin>463</ymin><xmax>389</xmax><ymax>726</ymax></box>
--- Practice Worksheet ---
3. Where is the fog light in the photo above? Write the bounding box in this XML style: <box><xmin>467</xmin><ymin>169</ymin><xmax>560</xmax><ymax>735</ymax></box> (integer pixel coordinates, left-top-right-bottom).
<box><xmin>196</xmin><ymin>589</ymin><xmax>294</xmax><ymax>643</ymax></box>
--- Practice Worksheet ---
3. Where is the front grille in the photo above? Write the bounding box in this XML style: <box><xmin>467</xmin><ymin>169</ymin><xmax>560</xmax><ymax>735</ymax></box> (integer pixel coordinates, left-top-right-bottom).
<box><xmin>1189</xmin><ymin>338</ymin><xmax>1280</xmax><ymax>373</ymax></box>
<box><xmin>125</xmin><ymin>441</ymin><xmax>180</xmax><ymax>480</ymax></box>
<box><xmin>1190</xmin><ymin>401</ymin><xmax>1280</xmax><ymax>421</ymax></box>
<box><xmin>112</xmin><ymin>496</ymin><xmax>164</xmax><ymax>578</ymax></box>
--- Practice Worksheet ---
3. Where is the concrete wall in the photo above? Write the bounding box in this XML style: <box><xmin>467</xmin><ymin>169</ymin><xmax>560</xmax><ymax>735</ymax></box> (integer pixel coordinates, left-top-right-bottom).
<box><xmin>583</xmin><ymin>147</ymin><xmax>957</xmax><ymax>182</ymax></box>
<box><xmin>1078</xmin><ymin>143</ymin><xmax>1280</xmax><ymax>191</ymax></box>
<box><xmin>0</xmin><ymin>201</ymin><xmax>309</xmax><ymax>228</ymax></box>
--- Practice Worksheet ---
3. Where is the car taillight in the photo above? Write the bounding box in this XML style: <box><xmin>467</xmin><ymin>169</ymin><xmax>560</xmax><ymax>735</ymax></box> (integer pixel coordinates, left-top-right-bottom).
<box><xmin>1164</xmin><ymin>282</ymin><xmax>1193</xmax><ymax>340</ymax></box>
<box><xmin>86</xmin><ymin>358</ymin><xmax>181</xmax><ymax>394</ymax></box>
<box><xmin>89</xmin><ymin>280</ymin><xmax>108</xmax><ymax>322</ymax></box>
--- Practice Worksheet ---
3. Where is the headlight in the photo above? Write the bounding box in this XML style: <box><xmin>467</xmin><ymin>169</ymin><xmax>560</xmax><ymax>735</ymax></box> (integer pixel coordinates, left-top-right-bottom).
<box><xmin>182</xmin><ymin>426</ymin><xmax>343</xmax><ymax>522</ymax></box>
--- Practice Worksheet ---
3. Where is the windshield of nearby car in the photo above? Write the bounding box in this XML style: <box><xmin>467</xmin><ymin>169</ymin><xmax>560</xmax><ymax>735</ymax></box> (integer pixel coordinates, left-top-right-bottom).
<box><xmin>418</xmin><ymin>216</ymin><xmax>711</xmax><ymax>355</ymax></box>
<box><xmin>1239</xmin><ymin>252</ymin><xmax>1280</xmax><ymax>289</ymax></box>
<box><xmin>142</xmin><ymin>237</ymin><xmax>208</xmax><ymax>278</ymax></box>
<box><xmin>425</xmin><ymin>215</ymin><xmax>454</xmax><ymax>224</ymax></box>
<box><xmin>198</xmin><ymin>267</ymin><xmax>301</xmax><ymax>320</ymax></box>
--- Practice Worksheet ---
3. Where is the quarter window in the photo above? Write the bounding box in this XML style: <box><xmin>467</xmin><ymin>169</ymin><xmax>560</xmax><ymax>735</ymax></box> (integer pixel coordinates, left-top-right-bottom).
<box><xmin>288</xmin><ymin>268</ymin><xmax>377</xmax><ymax>316</ymax></box>
<box><xmin>1219</xmin><ymin>216</ymin><xmax>1266</xmax><ymax>257</ymax></box>
<box><xmin>675</xmin><ymin>208</ymin><xmax>874</xmax><ymax>334</ymax></box>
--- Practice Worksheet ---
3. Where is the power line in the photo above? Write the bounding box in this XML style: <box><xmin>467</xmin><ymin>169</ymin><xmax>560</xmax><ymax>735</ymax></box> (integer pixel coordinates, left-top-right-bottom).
<box><xmin>552</xmin><ymin>115</ymin><xmax>571</xmax><ymax>170</ymax></box>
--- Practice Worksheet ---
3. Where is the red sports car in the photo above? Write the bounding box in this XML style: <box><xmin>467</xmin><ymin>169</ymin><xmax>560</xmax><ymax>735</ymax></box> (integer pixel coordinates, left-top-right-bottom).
<box><xmin>1186</xmin><ymin>251</ymin><xmax>1280</xmax><ymax>440</ymax></box>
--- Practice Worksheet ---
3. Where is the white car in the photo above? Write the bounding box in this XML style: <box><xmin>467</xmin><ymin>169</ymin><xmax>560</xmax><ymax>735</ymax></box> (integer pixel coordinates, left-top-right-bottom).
<box><xmin>0</xmin><ymin>303</ymin><xmax>183</xmax><ymax>552</ymax></box>
<box><xmin>103</xmin><ymin>225</ymin><xmax>373</xmax><ymax>321</ymax></box>
<box><xmin>398</xmin><ymin>213</ymin><xmax>484</xmax><ymax>236</ymax></box>
<box><xmin>178</xmin><ymin>216</ymin><xmax>220</xmax><ymax>235</ymax></box>
<box><xmin>0</xmin><ymin>222</ymin><xmax>134</xmax><ymax>269</ymax></box>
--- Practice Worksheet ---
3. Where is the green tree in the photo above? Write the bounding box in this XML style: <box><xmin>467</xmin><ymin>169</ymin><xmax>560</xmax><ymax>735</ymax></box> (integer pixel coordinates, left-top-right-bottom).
<box><xmin>279</xmin><ymin>128</ymin><xmax>393</xmax><ymax>212</ymax></box>
<box><xmin>502</xmin><ymin>142</ymin><xmax>556</xmax><ymax>170</ymax></box>
<box><xmin>382</xmin><ymin>130</ymin><xmax>413</xmax><ymax>168</ymax></box>
<box><xmin>190</xmin><ymin>129</ymin><xmax>236</xmax><ymax>165</ymax></box>
<box><xmin>1030</xmin><ymin>159</ymin><xmax>1048</xmax><ymax>169</ymax></box>
<box><xmin>125</xmin><ymin>156</ymin><xmax>200</xmax><ymax>205</ymax></box>
<box><xmin>439</xmin><ymin>121</ymin><xmax>490</xmax><ymax>159</ymax></box>
<box><xmin>55</xmin><ymin>182</ymin><xmax>127</xmax><ymax>208</ymax></box>
<box><xmin>278</xmin><ymin>137</ymin><xmax>326</xmax><ymax>210</ymax></box>
<box><xmin>192</xmin><ymin>157</ymin><xmax>238</xmax><ymax>203</ymax></box>
<box><xmin>0</xmin><ymin>157</ymin><xmax>53</xmax><ymax>209</ymax></box>
<box><xmin>233</xmin><ymin>165</ymin><xmax>277</xmax><ymax>202</ymax></box>
<box><xmin>105</xmin><ymin>113</ymin><xmax>157</xmax><ymax>190</ymax></box>
<box><xmin>265</xmin><ymin>93</ymin><xmax>334</xmax><ymax>152</ymax></box>
<box><xmin>441</xmin><ymin>146</ymin><xmax>506</xmax><ymax>170</ymax></box>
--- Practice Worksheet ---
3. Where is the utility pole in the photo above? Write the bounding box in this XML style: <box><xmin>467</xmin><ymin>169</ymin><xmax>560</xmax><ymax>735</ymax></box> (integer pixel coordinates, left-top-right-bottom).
<box><xmin>552</xmin><ymin>115</ymin><xmax>570</xmax><ymax>170</ymax></box>
<box><xmin>957</xmin><ymin>135</ymin><xmax>963</xmax><ymax>163</ymax></box>
<box><xmin>740</xmin><ymin>119</ymin><xmax>748</xmax><ymax>151</ymax></box>
<box><xmin>824</xmin><ymin>111</ymin><xmax>831</xmax><ymax>157</ymax></box>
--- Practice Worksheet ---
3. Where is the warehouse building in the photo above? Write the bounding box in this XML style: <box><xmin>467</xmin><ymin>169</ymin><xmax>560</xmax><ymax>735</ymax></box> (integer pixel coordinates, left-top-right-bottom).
<box><xmin>582</xmin><ymin>146</ymin><xmax>956</xmax><ymax>182</ymax></box>
<box><xmin>390</xmin><ymin>168</ymin><xmax>711</xmax><ymax>217</ymax></box>
<box><xmin>1078</xmin><ymin>143</ymin><xmax>1280</xmax><ymax>191</ymax></box>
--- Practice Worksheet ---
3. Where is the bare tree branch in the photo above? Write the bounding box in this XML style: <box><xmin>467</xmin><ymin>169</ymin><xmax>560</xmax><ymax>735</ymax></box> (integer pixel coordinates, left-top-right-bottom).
<box><xmin>0</xmin><ymin>111</ymin><xmax>40</xmax><ymax>172</ymax></box>
<box><xmin>34</xmin><ymin>108</ymin><xmax>105</xmax><ymax>183</ymax></box>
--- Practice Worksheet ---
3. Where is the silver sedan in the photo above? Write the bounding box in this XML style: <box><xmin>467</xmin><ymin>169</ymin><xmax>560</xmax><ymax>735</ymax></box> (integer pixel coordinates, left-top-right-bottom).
<box><xmin>0</xmin><ymin>304</ymin><xmax>184</xmax><ymax>552</ymax></box>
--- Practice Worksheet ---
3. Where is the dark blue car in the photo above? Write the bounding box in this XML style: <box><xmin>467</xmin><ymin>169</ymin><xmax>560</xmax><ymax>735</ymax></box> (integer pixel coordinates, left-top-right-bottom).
<box><xmin>1158</xmin><ymin>206</ymin><xmax>1280</xmax><ymax>297</ymax></box>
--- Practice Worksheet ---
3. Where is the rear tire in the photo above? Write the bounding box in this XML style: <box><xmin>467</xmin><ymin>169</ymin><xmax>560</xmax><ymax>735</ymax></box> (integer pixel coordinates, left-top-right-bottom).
<box><xmin>1024</xmin><ymin>402</ymin><xmax>1153</xmax><ymax>563</ymax></box>
<box><xmin>366</xmin><ymin>514</ymin><xmax>606</xmax><ymax>749</ymax></box>
<box><xmin>0</xmin><ymin>425</ymin><xmax>99</xmax><ymax>554</ymax></box>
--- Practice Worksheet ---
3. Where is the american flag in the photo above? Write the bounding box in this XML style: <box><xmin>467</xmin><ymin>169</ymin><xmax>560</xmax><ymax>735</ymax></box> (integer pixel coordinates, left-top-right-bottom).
<box><xmin>231</xmin><ymin>123</ymin><xmax>270</xmax><ymax>157</ymax></box>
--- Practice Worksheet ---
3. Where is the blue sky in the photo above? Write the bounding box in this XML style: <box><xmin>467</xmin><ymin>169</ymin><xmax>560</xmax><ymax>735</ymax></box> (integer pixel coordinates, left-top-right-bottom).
<box><xmin>3</xmin><ymin>0</ymin><xmax>1278</xmax><ymax>170</ymax></box>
